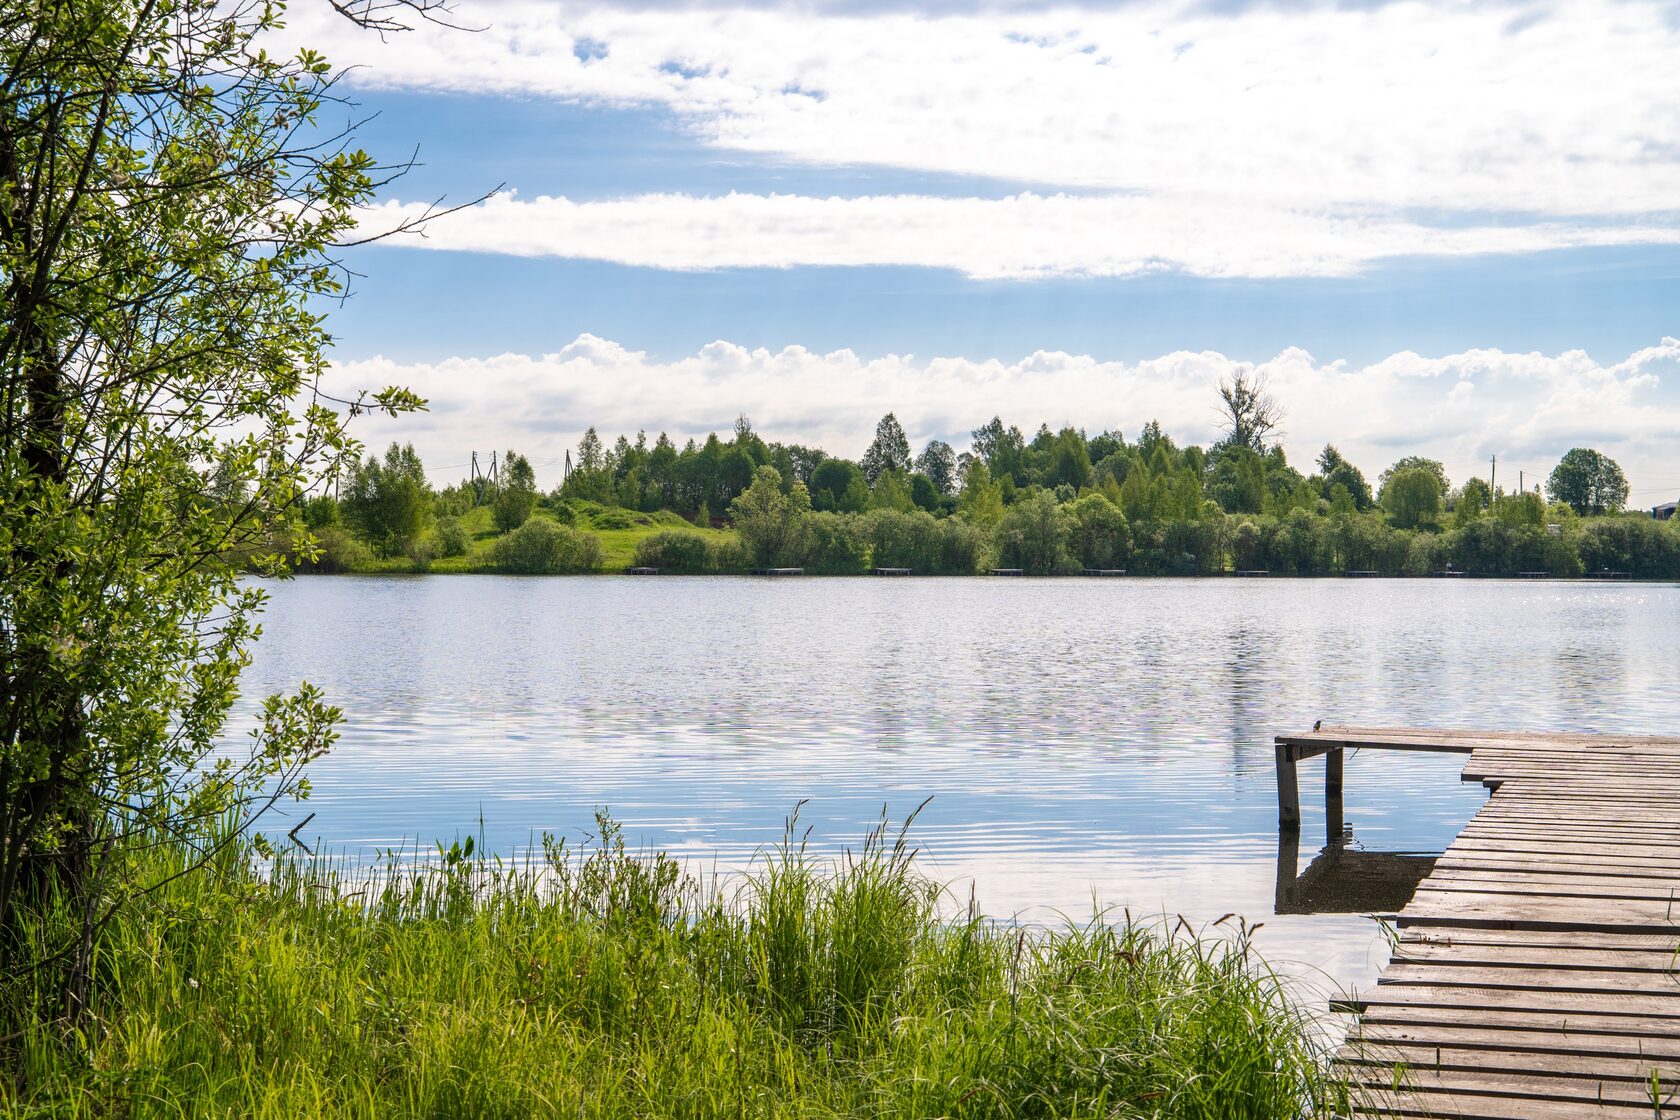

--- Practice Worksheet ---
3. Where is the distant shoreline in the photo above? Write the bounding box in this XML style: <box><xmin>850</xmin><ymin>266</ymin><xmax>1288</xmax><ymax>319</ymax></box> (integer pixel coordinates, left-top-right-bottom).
<box><xmin>286</xmin><ymin>567</ymin><xmax>1669</xmax><ymax>582</ymax></box>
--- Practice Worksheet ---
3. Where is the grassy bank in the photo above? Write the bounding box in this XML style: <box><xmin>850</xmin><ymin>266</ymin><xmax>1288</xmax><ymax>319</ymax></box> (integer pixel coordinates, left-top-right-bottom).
<box><xmin>333</xmin><ymin>504</ymin><xmax>739</xmax><ymax>574</ymax></box>
<box><xmin>305</xmin><ymin>492</ymin><xmax>1680</xmax><ymax>579</ymax></box>
<box><xmin>2</xmin><ymin>815</ymin><xmax>1344</xmax><ymax>1118</ymax></box>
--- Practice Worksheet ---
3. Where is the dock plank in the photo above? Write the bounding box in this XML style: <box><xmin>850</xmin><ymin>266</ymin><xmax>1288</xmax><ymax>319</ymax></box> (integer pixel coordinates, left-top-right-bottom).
<box><xmin>1278</xmin><ymin>725</ymin><xmax>1680</xmax><ymax>1117</ymax></box>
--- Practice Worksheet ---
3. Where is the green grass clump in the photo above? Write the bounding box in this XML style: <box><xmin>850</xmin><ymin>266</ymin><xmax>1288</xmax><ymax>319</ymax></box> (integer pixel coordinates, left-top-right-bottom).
<box><xmin>2</xmin><ymin>813</ymin><xmax>1344</xmax><ymax>1118</ymax></box>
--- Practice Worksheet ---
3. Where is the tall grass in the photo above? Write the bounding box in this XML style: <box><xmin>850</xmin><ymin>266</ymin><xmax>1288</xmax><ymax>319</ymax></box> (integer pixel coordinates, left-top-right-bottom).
<box><xmin>1</xmin><ymin>810</ymin><xmax>1345</xmax><ymax>1118</ymax></box>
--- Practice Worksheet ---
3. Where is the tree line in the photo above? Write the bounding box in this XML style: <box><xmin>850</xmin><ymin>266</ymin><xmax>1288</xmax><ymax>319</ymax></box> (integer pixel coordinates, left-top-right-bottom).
<box><xmin>309</xmin><ymin>374</ymin><xmax>1677</xmax><ymax>577</ymax></box>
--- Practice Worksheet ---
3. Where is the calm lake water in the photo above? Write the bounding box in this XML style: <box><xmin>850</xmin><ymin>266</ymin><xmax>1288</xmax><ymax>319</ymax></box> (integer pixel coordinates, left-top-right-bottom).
<box><xmin>234</xmin><ymin>575</ymin><xmax>1680</xmax><ymax>1003</ymax></box>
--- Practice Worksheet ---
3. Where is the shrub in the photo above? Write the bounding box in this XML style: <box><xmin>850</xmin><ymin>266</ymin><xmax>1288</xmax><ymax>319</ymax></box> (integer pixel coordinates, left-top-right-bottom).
<box><xmin>1578</xmin><ymin>516</ymin><xmax>1680</xmax><ymax>578</ymax></box>
<box><xmin>631</xmin><ymin>532</ymin><xmax>714</xmax><ymax>573</ymax></box>
<box><xmin>1402</xmin><ymin>532</ymin><xmax>1441</xmax><ymax>576</ymax></box>
<box><xmin>1065</xmin><ymin>492</ymin><xmax>1129</xmax><ymax>570</ymax></box>
<box><xmin>934</xmin><ymin>517</ymin><xmax>988</xmax><ymax>575</ymax></box>
<box><xmin>492</xmin><ymin>485</ymin><xmax>537</xmax><ymax>533</ymax></box>
<box><xmin>867</xmin><ymin>509</ymin><xmax>941</xmax><ymax>571</ymax></box>
<box><xmin>436</xmin><ymin>517</ymin><xmax>470</xmax><ymax>558</ymax></box>
<box><xmin>591</xmin><ymin>507</ymin><xmax>635</xmax><ymax>530</ymax></box>
<box><xmin>1330</xmin><ymin>512</ymin><xmax>1408</xmax><ymax>575</ymax></box>
<box><xmin>994</xmin><ymin>491</ymin><xmax>1069</xmax><ymax>574</ymax></box>
<box><xmin>292</xmin><ymin>526</ymin><xmax>372</xmax><ymax>573</ymax></box>
<box><xmin>1228</xmin><ymin>517</ymin><xmax>1264</xmax><ymax>572</ymax></box>
<box><xmin>404</xmin><ymin>537</ymin><xmax>435</xmax><ymax>572</ymax></box>
<box><xmin>707</xmin><ymin>536</ymin><xmax>747</xmax><ymax>573</ymax></box>
<box><xmin>1158</xmin><ymin>514</ymin><xmax>1226</xmax><ymax>576</ymax></box>
<box><xmin>730</xmin><ymin>467</ymin><xmax>810</xmax><ymax>568</ymax></box>
<box><xmin>1262</xmin><ymin>508</ymin><xmax>1331</xmax><ymax>574</ymax></box>
<box><xmin>490</xmin><ymin>518</ymin><xmax>603</xmax><ymax>574</ymax></box>
<box><xmin>803</xmin><ymin>512</ymin><xmax>870</xmax><ymax>574</ymax></box>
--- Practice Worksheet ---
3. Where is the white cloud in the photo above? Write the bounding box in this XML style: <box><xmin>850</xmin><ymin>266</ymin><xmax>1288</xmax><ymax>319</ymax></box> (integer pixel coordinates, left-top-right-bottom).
<box><xmin>361</xmin><ymin>190</ymin><xmax>1680</xmax><ymax>279</ymax></box>
<box><xmin>327</xmin><ymin>336</ymin><xmax>1680</xmax><ymax>499</ymax></box>
<box><xmin>285</xmin><ymin>0</ymin><xmax>1680</xmax><ymax>217</ymax></box>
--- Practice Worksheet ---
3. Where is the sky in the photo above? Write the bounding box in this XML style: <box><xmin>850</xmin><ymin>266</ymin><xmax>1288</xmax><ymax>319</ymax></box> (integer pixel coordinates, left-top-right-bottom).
<box><xmin>285</xmin><ymin>0</ymin><xmax>1680</xmax><ymax>501</ymax></box>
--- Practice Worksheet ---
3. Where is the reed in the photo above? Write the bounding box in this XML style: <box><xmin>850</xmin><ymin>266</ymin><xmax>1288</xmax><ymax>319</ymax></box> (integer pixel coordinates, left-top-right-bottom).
<box><xmin>1</xmin><ymin>810</ymin><xmax>1346</xmax><ymax>1118</ymax></box>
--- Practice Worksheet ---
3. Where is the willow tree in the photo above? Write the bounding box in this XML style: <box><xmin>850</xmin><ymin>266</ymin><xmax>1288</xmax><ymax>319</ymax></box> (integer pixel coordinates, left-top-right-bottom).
<box><xmin>0</xmin><ymin>0</ymin><xmax>439</xmax><ymax>1011</ymax></box>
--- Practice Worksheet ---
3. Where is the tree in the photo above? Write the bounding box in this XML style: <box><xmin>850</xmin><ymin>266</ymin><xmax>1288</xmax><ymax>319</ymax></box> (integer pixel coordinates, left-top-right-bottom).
<box><xmin>1383</xmin><ymin>467</ymin><xmax>1444</xmax><ymax>530</ymax></box>
<box><xmin>869</xmin><ymin>470</ymin><xmax>916</xmax><ymax>513</ymax></box>
<box><xmin>1454</xmin><ymin>477</ymin><xmax>1492</xmax><ymax>527</ymax></box>
<box><xmin>861</xmin><ymin>413</ymin><xmax>912</xmax><ymax>484</ymax></box>
<box><xmin>1066</xmin><ymin>493</ymin><xmax>1130</xmax><ymax>570</ymax></box>
<box><xmin>343</xmin><ymin>443</ymin><xmax>436</xmax><ymax>557</ymax></box>
<box><xmin>566</xmin><ymin>428</ymin><xmax>612</xmax><ymax>502</ymax></box>
<box><xmin>1206</xmin><ymin>444</ymin><xmax>1267</xmax><ymax>514</ymax></box>
<box><xmin>0</xmin><ymin>0</ymin><xmax>434</xmax><ymax>1009</ymax></box>
<box><xmin>1378</xmin><ymin>456</ymin><xmax>1449</xmax><ymax>501</ymax></box>
<box><xmin>1317</xmin><ymin>446</ymin><xmax>1372</xmax><ymax>510</ymax></box>
<box><xmin>728</xmin><ymin>466</ymin><xmax>811</xmax><ymax>568</ymax></box>
<box><xmin>577</xmin><ymin>428</ymin><xmax>605</xmax><ymax>472</ymax></box>
<box><xmin>493</xmin><ymin>450</ymin><xmax>538</xmax><ymax>532</ymax></box>
<box><xmin>971</xmin><ymin>416</ymin><xmax>1027</xmax><ymax>484</ymax></box>
<box><xmin>995</xmin><ymin>491</ymin><xmax>1069</xmax><ymax>574</ymax></box>
<box><xmin>956</xmin><ymin>459</ymin><xmax>1004</xmax><ymax>526</ymax></box>
<box><xmin>1215</xmin><ymin>368</ymin><xmax>1282</xmax><ymax>452</ymax></box>
<box><xmin>810</xmin><ymin>458</ymin><xmax>869</xmax><ymax>513</ymax></box>
<box><xmin>1548</xmin><ymin>448</ymin><xmax>1629</xmax><ymax>516</ymax></box>
<box><xmin>908</xmin><ymin>473</ymin><xmax>942</xmax><ymax>512</ymax></box>
<box><xmin>915</xmin><ymin>439</ymin><xmax>958</xmax><ymax>494</ymax></box>
<box><xmin>1043</xmin><ymin>427</ymin><xmax>1093</xmax><ymax>490</ymax></box>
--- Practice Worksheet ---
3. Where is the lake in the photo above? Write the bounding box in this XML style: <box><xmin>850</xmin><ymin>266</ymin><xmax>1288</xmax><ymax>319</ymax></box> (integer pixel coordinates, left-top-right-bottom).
<box><xmin>233</xmin><ymin>575</ymin><xmax>1680</xmax><ymax>1003</ymax></box>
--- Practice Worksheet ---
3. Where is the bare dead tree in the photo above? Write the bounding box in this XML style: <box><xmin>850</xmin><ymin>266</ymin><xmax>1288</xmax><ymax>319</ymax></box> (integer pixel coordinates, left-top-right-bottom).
<box><xmin>1215</xmin><ymin>368</ymin><xmax>1283</xmax><ymax>452</ymax></box>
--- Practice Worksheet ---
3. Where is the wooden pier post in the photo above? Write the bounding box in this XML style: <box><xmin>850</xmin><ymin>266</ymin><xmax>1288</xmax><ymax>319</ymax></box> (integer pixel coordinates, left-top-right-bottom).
<box><xmin>1275</xmin><ymin>743</ymin><xmax>1300</xmax><ymax>830</ymax></box>
<box><xmin>1324</xmin><ymin>746</ymin><xmax>1344</xmax><ymax>842</ymax></box>
<box><xmin>1274</xmin><ymin>828</ymin><xmax>1301</xmax><ymax>911</ymax></box>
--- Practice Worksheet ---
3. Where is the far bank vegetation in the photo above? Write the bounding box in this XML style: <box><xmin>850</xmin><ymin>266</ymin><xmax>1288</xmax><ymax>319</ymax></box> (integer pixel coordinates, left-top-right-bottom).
<box><xmin>289</xmin><ymin>381</ymin><xmax>1677</xmax><ymax>578</ymax></box>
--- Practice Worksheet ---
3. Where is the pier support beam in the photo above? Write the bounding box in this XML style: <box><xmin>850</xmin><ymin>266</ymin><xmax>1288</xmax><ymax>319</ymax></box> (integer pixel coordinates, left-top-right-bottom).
<box><xmin>1325</xmin><ymin>747</ymin><xmax>1344</xmax><ymax>842</ymax></box>
<box><xmin>1276</xmin><ymin>744</ymin><xmax>1300</xmax><ymax>831</ymax></box>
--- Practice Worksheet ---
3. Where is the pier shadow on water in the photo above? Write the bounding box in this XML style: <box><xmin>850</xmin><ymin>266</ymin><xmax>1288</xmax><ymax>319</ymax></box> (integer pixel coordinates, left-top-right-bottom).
<box><xmin>1274</xmin><ymin>830</ymin><xmax>1437</xmax><ymax>916</ymax></box>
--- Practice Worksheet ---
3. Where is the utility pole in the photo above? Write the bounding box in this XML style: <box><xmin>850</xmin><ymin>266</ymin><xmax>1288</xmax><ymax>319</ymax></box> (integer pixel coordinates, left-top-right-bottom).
<box><xmin>1490</xmin><ymin>455</ymin><xmax>1497</xmax><ymax>495</ymax></box>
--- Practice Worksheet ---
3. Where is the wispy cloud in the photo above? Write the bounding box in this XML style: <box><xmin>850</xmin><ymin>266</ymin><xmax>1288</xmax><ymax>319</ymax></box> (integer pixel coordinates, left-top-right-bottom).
<box><xmin>329</xmin><ymin>336</ymin><xmax>1680</xmax><ymax>497</ymax></box>
<box><xmin>297</xmin><ymin>0</ymin><xmax>1680</xmax><ymax>278</ymax></box>
<box><xmin>361</xmin><ymin>190</ymin><xmax>1680</xmax><ymax>279</ymax></box>
<box><xmin>291</xmin><ymin>0</ymin><xmax>1680</xmax><ymax>216</ymax></box>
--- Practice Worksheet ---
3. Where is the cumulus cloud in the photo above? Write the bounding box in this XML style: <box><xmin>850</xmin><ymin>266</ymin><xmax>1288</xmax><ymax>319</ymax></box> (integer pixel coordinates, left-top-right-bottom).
<box><xmin>327</xmin><ymin>337</ymin><xmax>1680</xmax><ymax>497</ymax></box>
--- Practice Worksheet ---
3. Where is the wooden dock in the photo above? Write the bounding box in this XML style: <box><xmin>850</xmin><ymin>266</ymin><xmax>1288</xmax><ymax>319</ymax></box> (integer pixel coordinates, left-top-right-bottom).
<box><xmin>1275</xmin><ymin>725</ymin><xmax>1680</xmax><ymax>1118</ymax></box>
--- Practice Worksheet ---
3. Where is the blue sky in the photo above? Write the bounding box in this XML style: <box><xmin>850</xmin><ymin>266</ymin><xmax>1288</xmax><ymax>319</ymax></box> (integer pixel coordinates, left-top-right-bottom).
<box><xmin>291</xmin><ymin>0</ymin><xmax>1680</xmax><ymax>495</ymax></box>
<box><xmin>335</xmin><ymin>94</ymin><xmax>1680</xmax><ymax>369</ymax></box>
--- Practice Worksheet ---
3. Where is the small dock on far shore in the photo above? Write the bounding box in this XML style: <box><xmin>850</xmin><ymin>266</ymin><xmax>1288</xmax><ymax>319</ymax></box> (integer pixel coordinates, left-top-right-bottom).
<box><xmin>1275</xmin><ymin>724</ymin><xmax>1680</xmax><ymax>1117</ymax></box>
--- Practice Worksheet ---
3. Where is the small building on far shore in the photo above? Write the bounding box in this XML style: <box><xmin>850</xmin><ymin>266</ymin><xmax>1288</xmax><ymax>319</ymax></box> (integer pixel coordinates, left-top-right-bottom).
<box><xmin>1655</xmin><ymin>500</ymin><xmax>1677</xmax><ymax>521</ymax></box>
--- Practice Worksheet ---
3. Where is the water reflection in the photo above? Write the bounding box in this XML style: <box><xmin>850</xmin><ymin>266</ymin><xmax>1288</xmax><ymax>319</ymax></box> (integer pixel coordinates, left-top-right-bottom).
<box><xmin>230</xmin><ymin>575</ymin><xmax>1680</xmax><ymax>1000</ymax></box>
<box><xmin>1274</xmin><ymin>832</ymin><xmax>1437</xmax><ymax>917</ymax></box>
